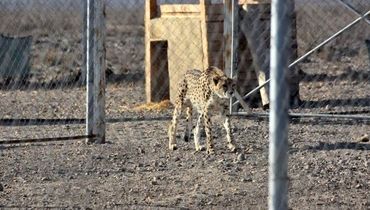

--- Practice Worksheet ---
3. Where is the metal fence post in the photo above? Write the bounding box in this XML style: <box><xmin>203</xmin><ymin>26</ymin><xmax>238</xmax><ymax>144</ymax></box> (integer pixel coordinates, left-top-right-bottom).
<box><xmin>85</xmin><ymin>0</ymin><xmax>106</xmax><ymax>144</ymax></box>
<box><xmin>269</xmin><ymin>0</ymin><xmax>290</xmax><ymax>209</ymax></box>
<box><xmin>81</xmin><ymin>0</ymin><xmax>87</xmax><ymax>85</ymax></box>
<box><xmin>224</xmin><ymin>0</ymin><xmax>239</xmax><ymax>113</ymax></box>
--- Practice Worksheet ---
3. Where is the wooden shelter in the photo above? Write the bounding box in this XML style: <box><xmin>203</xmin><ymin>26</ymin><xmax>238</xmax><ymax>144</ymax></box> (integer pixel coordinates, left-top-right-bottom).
<box><xmin>145</xmin><ymin>0</ymin><xmax>301</xmax><ymax>108</ymax></box>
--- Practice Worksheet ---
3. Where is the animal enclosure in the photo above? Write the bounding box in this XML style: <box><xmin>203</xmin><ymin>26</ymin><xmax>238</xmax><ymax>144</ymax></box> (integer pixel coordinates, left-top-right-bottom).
<box><xmin>0</xmin><ymin>0</ymin><xmax>369</xmax><ymax>209</ymax></box>
<box><xmin>145</xmin><ymin>0</ymin><xmax>301</xmax><ymax>108</ymax></box>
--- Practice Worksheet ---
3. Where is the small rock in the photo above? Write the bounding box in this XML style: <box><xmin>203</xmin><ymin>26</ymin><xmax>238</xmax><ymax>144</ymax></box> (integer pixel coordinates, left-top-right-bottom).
<box><xmin>224</xmin><ymin>163</ymin><xmax>233</xmax><ymax>168</ymax></box>
<box><xmin>41</xmin><ymin>177</ymin><xmax>50</xmax><ymax>181</ymax></box>
<box><xmin>217</xmin><ymin>159</ymin><xmax>225</xmax><ymax>164</ymax></box>
<box><xmin>0</xmin><ymin>183</ymin><xmax>3</xmax><ymax>192</ymax></box>
<box><xmin>96</xmin><ymin>156</ymin><xmax>103</xmax><ymax>160</ymax></box>
<box><xmin>240</xmin><ymin>177</ymin><xmax>253</xmax><ymax>182</ymax></box>
<box><xmin>151</xmin><ymin>177</ymin><xmax>158</xmax><ymax>185</ymax></box>
<box><xmin>174</xmin><ymin>157</ymin><xmax>180</xmax><ymax>162</ymax></box>
<box><xmin>237</xmin><ymin>153</ymin><xmax>245</xmax><ymax>162</ymax></box>
<box><xmin>358</xmin><ymin>134</ymin><xmax>369</xmax><ymax>142</ymax></box>
<box><xmin>138</xmin><ymin>148</ymin><xmax>145</xmax><ymax>154</ymax></box>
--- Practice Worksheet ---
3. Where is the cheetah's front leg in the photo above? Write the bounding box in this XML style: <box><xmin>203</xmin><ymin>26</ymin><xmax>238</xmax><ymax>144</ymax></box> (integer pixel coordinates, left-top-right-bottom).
<box><xmin>193</xmin><ymin>113</ymin><xmax>205</xmax><ymax>152</ymax></box>
<box><xmin>223</xmin><ymin>115</ymin><xmax>236</xmax><ymax>152</ymax></box>
<box><xmin>204</xmin><ymin>112</ymin><xmax>215</xmax><ymax>154</ymax></box>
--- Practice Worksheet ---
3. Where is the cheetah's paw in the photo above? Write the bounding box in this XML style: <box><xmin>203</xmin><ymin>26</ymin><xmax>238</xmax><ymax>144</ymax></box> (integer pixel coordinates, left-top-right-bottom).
<box><xmin>169</xmin><ymin>144</ymin><xmax>178</xmax><ymax>151</ymax></box>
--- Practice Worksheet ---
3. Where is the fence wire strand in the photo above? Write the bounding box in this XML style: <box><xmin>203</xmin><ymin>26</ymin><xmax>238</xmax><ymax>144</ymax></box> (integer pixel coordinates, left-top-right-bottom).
<box><xmin>0</xmin><ymin>0</ymin><xmax>369</xmax><ymax>209</ymax></box>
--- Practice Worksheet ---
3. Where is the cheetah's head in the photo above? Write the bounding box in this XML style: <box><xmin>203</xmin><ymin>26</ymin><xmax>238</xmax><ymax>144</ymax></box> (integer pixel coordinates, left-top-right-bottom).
<box><xmin>207</xmin><ymin>66</ymin><xmax>236</xmax><ymax>99</ymax></box>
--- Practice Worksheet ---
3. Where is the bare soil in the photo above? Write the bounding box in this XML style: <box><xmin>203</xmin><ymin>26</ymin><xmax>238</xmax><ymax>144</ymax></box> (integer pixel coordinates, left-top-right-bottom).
<box><xmin>1</xmin><ymin>2</ymin><xmax>370</xmax><ymax>209</ymax></box>
<box><xmin>0</xmin><ymin>65</ymin><xmax>369</xmax><ymax>209</ymax></box>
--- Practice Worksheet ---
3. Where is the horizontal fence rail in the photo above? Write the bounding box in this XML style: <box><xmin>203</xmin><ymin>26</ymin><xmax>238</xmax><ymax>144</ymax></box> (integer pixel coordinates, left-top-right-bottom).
<box><xmin>0</xmin><ymin>0</ymin><xmax>369</xmax><ymax>209</ymax></box>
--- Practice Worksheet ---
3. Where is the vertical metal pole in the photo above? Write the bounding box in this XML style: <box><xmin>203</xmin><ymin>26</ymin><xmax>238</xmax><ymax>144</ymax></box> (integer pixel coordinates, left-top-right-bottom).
<box><xmin>86</xmin><ymin>0</ymin><xmax>106</xmax><ymax>144</ymax></box>
<box><xmin>86</xmin><ymin>0</ymin><xmax>94</xmax><ymax>140</ymax></box>
<box><xmin>81</xmin><ymin>0</ymin><xmax>87</xmax><ymax>85</ymax></box>
<box><xmin>224</xmin><ymin>0</ymin><xmax>239</xmax><ymax>113</ymax></box>
<box><xmin>366</xmin><ymin>39</ymin><xmax>370</xmax><ymax>64</ymax></box>
<box><xmin>269</xmin><ymin>0</ymin><xmax>290</xmax><ymax>209</ymax></box>
<box><xmin>229</xmin><ymin>0</ymin><xmax>238</xmax><ymax>114</ymax></box>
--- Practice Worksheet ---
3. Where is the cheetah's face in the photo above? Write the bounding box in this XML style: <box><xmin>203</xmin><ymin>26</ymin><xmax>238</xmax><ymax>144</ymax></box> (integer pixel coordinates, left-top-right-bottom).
<box><xmin>212</xmin><ymin>76</ymin><xmax>236</xmax><ymax>99</ymax></box>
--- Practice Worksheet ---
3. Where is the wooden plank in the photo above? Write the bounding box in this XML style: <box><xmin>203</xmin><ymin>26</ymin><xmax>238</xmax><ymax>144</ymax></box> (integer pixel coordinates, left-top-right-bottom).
<box><xmin>239</xmin><ymin>2</ymin><xmax>271</xmax><ymax>106</ymax></box>
<box><xmin>159</xmin><ymin>4</ymin><xmax>200</xmax><ymax>14</ymax></box>
<box><xmin>161</xmin><ymin>13</ymin><xmax>200</xmax><ymax>18</ymax></box>
<box><xmin>208</xmin><ymin>32</ymin><xmax>224</xmax><ymax>42</ymax></box>
<box><xmin>206</xmin><ymin>14</ymin><xmax>224</xmax><ymax>22</ymax></box>
<box><xmin>208</xmin><ymin>56</ymin><xmax>224</xmax><ymax>66</ymax></box>
<box><xmin>206</xmin><ymin>4</ymin><xmax>224</xmax><ymax>15</ymax></box>
<box><xmin>200</xmin><ymin>0</ymin><xmax>209</xmax><ymax>69</ymax></box>
<box><xmin>86</xmin><ymin>0</ymin><xmax>106</xmax><ymax>144</ymax></box>
<box><xmin>238</xmin><ymin>0</ymin><xmax>271</xmax><ymax>4</ymax></box>
<box><xmin>208</xmin><ymin>40</ymin><xmax>224</xmax><ymax>51</ymax></box>
<box><xmin>145</xmin><ymin>0</ymin><xmax>156</xmax><ymax>102</ymax></box>
<box><xmin>148</xmin><ymin>0</ymin><xmax>157</xmax><ymax>19</ymax></box>
<box><xmin>207</xmin><ymin>22</ymin><xmax>224</xmax><ymax>33</ymax></box>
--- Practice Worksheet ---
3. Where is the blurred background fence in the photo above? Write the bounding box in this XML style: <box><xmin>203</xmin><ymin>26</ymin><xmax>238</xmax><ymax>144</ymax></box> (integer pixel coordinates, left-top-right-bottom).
<box><xmin>0</xmin><ymin>0</ymin><xmax>369</xmax><ymax>118</ymax></box>
<box><xmin>0</xmin><ymin>0</ymin><xmax>369</xmax><ymax>208</ymax></box>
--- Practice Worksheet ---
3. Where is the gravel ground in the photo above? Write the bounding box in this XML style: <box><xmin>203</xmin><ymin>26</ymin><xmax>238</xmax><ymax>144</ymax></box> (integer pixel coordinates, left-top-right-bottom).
<box><xmin>0</xmin><ymin>68</ymin><xmax>369</xmax><ymax>209</ymax></box>
<box><xmin>0</xmin><ymin>113</ymin><xmax>369</xmax><ymax>209</ymax></box>
<box><xmin>1</xmin><ymin>5</ymin><xmax>370</xmax><ymax>209</ymax></box>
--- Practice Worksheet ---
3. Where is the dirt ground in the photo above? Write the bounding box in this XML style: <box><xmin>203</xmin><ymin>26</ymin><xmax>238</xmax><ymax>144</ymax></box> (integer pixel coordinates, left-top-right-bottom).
<box><xmin>1</xmin><ymin>2</ymin><xmax>370</xmax><ymax>209</ymax></box>
<box><xmin>0</xmin><ymin>74</ymin><xmax>369</xmax><ymax>209</ymax></box>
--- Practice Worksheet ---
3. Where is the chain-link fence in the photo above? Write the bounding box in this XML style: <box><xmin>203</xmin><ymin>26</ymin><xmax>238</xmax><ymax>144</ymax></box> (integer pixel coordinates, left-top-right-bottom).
<box><xmin>0</xmin><ymin>0</ymin><xmax>369</xmax><ymax>209</ymax></box>
<box><xmin>0</xmin><ymin>0</ymin><xmax>86</xmax><ymax>141</ymax></box>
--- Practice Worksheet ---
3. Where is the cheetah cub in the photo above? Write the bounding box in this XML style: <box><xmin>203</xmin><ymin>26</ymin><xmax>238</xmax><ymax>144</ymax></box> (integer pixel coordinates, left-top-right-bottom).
<box><xmin>168</xmin><ymin>66</ymin><xmax>237</xmax><ymax>154</ymax></box>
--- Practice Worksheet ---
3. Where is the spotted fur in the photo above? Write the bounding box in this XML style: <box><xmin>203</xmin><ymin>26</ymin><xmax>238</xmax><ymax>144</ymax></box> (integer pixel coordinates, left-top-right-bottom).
<box><xmin>168</xmin><ymin>66</ymin><xmax>237</xmax><ymax>154</ymax></box>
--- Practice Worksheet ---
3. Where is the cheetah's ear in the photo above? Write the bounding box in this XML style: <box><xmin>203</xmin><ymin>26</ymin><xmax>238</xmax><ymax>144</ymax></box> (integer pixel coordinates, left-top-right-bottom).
<box><xmin>213</xmin><ymin>77</ymin><xmax>220</xmax><ymax>86</ymax></box>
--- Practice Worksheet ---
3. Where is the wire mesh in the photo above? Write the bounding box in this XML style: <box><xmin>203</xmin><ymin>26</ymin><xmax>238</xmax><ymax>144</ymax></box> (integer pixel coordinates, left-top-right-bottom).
<box><xmin>0</xmin><ymin>0</ymin><xmax>369</xmax><ymax>209</ymax></box>
<box><xmin>294</xmin><ymin>0</ymin><xmax>370</xmax><ymax>116</ymax></box>
<box><xmin>0</xmin><ymin>0</ymin><xmax>86</xmax><ymax>141</ymax></box>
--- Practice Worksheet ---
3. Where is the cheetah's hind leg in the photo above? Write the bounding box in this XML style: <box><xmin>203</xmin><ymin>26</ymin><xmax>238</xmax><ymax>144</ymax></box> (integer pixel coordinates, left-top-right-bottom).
<box><xmin>168</xmin><ymin>79</ymin><xmax>187</xmax><ymax>151</ymax></box>
<box><xmin>182</xmin><ymin>105</ymin><xmax>193</xmax><ymax>142</ymax></box>
<box><xmin>168</xmin><ymin>104</ymin><xmax>182</xmax><ymax>151</ymax></box>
